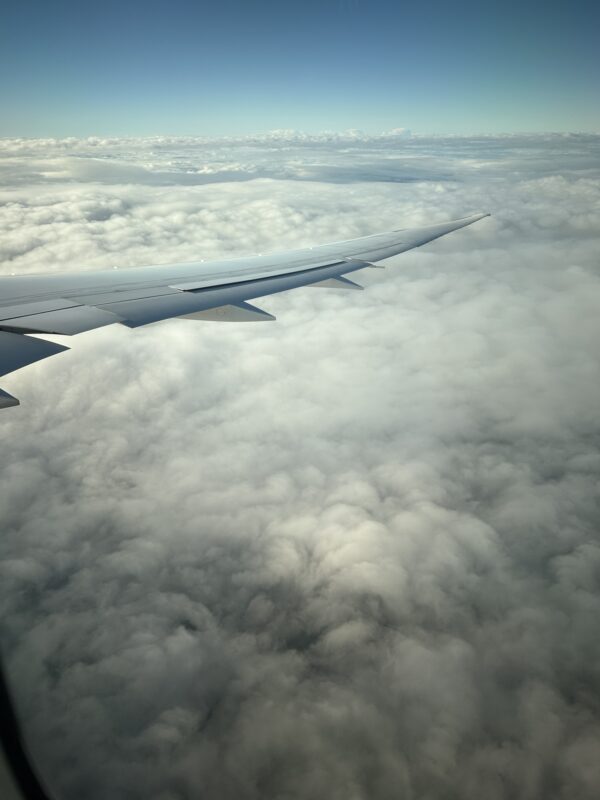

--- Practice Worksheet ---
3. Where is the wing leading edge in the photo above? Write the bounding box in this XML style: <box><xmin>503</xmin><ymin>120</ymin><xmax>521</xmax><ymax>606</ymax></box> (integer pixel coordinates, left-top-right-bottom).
<box><xmin>0</xmin><ymin>212</ymin><xmax>489</xmax><ymax>406</ymax></box>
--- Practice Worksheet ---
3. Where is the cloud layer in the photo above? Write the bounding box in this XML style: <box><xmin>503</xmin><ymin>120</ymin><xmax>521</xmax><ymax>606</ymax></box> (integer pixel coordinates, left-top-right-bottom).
<box><xmin>1</xmin><ymin>133</ymin><xmax>599</xmax><ymax>800</ymax></box>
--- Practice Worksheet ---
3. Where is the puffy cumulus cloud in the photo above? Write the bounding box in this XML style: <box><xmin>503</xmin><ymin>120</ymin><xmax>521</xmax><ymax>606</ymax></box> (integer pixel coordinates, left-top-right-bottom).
<box><xmin>0</xmin><ymin>134</ymin><xmax>600</xmax><ymax>800</ymax></box>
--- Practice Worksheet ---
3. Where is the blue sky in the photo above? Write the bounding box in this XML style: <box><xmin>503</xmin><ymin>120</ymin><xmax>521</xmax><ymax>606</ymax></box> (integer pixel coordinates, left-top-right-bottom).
<box><xmin>1</xmin><ymin>0</ymin><xmax>599</xmax><ymax>137</ymax></box>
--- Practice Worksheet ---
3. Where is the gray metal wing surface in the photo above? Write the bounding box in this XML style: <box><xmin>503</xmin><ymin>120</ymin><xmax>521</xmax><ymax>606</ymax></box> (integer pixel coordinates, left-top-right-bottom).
<box><xmin>0</xmin><ymin>213</ymin><xmax>489</xmax><ymax>407</ymax></box>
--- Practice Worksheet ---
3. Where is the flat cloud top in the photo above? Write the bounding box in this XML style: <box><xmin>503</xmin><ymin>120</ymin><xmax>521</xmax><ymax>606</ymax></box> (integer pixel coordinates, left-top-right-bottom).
<box><xmin>0</xmin><ymin>133</ymin><xmax>599</xmax><ymax>800</ymax></box>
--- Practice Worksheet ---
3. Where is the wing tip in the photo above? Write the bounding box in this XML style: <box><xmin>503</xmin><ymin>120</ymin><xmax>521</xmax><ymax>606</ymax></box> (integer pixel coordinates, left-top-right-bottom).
<box><xmin>460</xmin><ymin>212</ymin><xmax>490</xmax><ymax>223</ymax></box>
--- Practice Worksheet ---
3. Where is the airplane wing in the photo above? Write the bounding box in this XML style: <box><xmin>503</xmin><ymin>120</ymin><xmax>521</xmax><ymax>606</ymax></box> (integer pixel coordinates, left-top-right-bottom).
<box><xmin>0</xmin><ymin>212</ymin><xmax>489</xmax><ymax>408</ymax></box>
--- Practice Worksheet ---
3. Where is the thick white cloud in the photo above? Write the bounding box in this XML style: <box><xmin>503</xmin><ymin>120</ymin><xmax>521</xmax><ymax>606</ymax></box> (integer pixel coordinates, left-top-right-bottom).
<box><xmin>0</xmin><ymin>133</ymin><xmax>599</xmax><ymax>800</ymax></box>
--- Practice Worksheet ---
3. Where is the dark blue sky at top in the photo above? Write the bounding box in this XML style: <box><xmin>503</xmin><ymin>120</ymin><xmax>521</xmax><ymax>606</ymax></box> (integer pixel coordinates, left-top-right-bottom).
<box><xmin>1</xmin><ymin>0</ymin><xmax>598</xmax><ymax>136</ymax></box>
